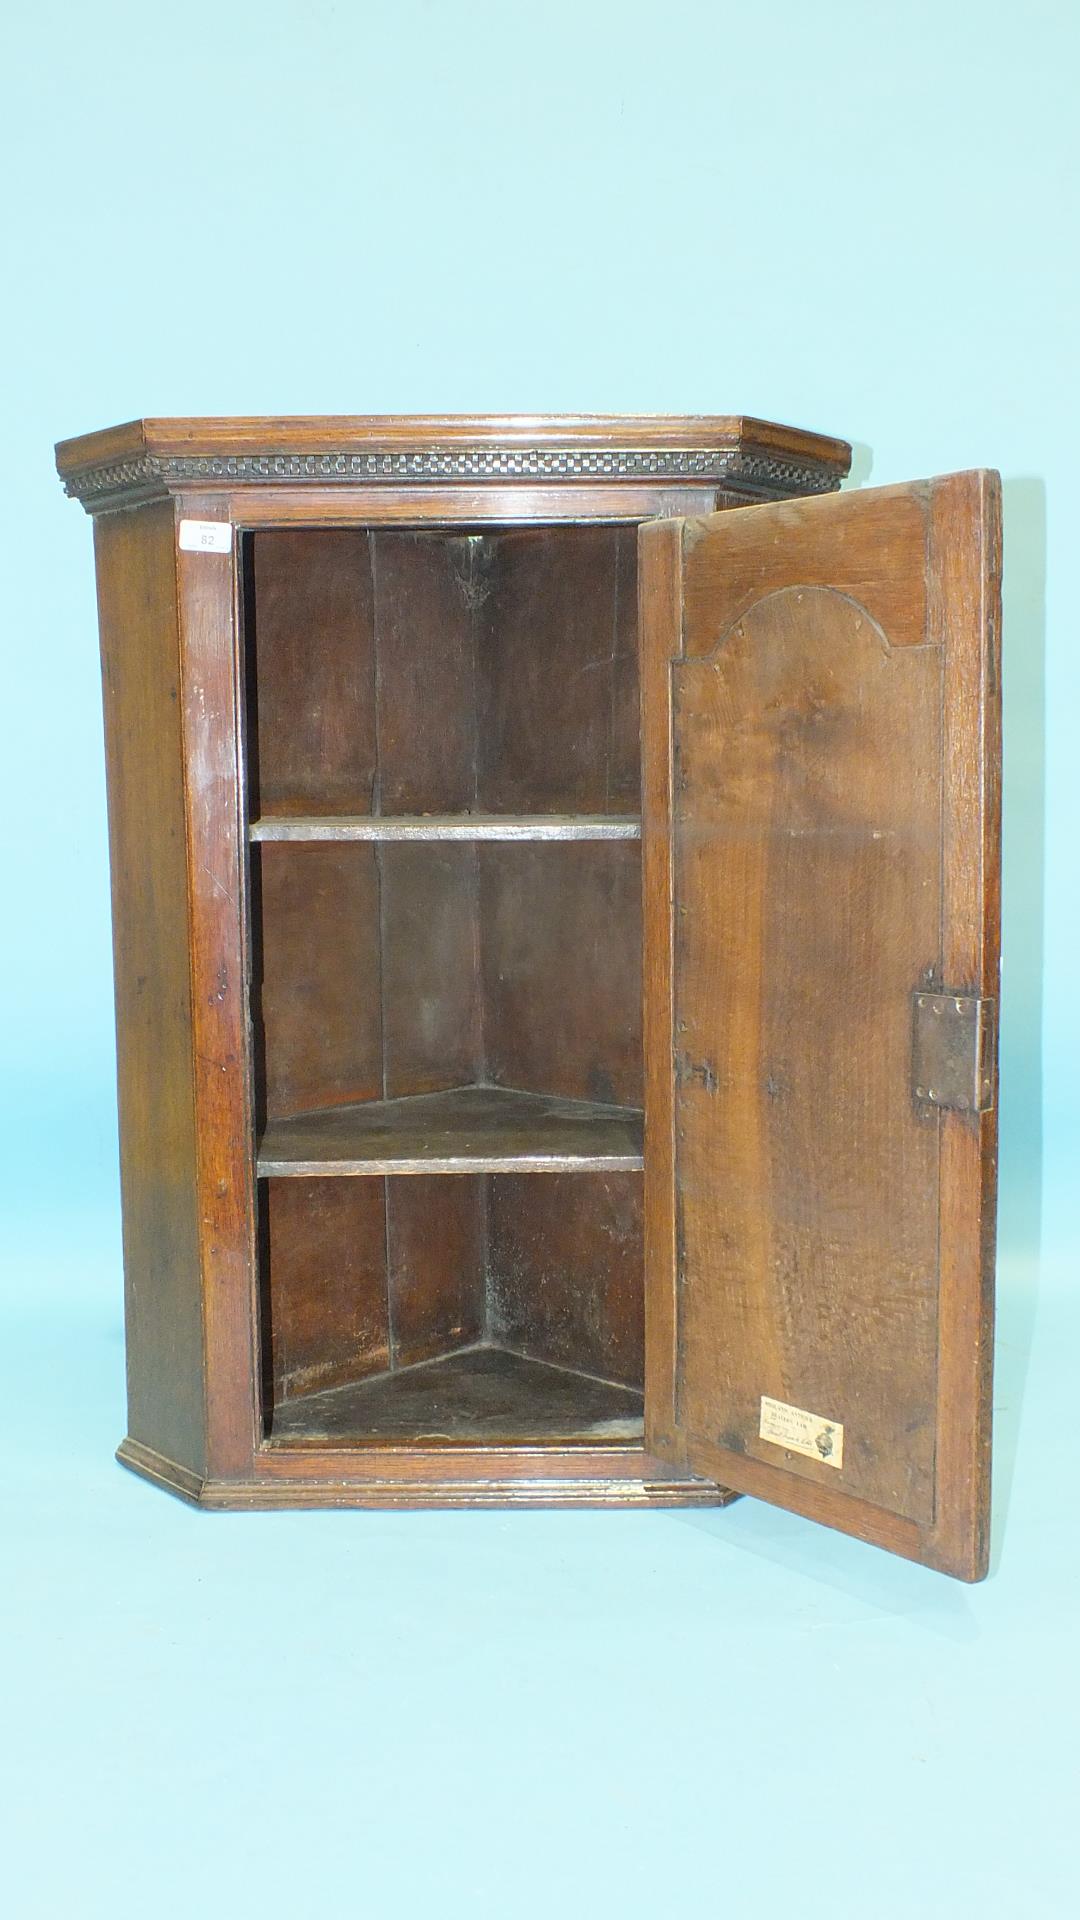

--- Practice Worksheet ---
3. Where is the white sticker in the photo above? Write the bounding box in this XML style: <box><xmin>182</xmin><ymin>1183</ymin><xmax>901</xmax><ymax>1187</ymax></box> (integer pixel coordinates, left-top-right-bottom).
<box><xmin>760</xmin><ymin>1395</ymin><xmax>844</xmax><ymax>1469</ymax></box>
<box><xmin>179</xmin><ymin>518</ymin><xmax>232</xmax><ymax>554</ymax></box>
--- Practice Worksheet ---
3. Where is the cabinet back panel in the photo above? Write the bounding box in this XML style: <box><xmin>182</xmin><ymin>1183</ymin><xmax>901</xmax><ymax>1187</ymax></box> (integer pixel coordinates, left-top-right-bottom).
<box><xmin>370</xmin><ymin>533</ymin><xmax>480</xmax><ymax>812</ymax></box>
<box><xmin>379</xmin><ymin>843</ymin><xmax>483</xmax><ymax>1097</ymax></box>
<box><xmin>487</xmin><ymin>1173</ymin><xmax>644</xmax><ymax>1390</ymax></box>
<box><xmin>248</xmin><ymin>523</ymin><xmax>639</xmax><ymax>821</ymax></box>
<box><xmin>609</xmin><ymin>526</ymin><xmax>644</xmax><ymax>812</ymax></box>
<box><xmin>256</xmin><ymin>842</ymin><xmax>384</xmax><ymax>1120</ymax></box>
<box><xmin>476</xmin><ymin>526</ymin><xmax>640</xmax><ymax>813</ymax></box>
<box><xmin>256</xmin><ymin>841</ymin><xmax>485</xmax><ymax>1118</ymax></box>
<box><xmin>262</xmin><ymin>1176</ymin><xmax>487</xmax><ymax>1409</ymax></box>
<box><xmin>386</xmin><ymin>1176</ymin><xmax>487</xmax><ymax>1369</ymax></box>
<box><xmin>259</xmin><ymin>1170</ymin><xmax>642</xmax><ymax>1431</ymax></box>
<box><xmin>480</xmin><ymin>841</ymin><xmax>644</xmax><ymax>1107</ymax></box>
<box><xmin>251</xmin><ymin>529</ymin><xmax>377</xmax><ymax>816</ymax></box>
<box><xmin>263</xmin><ymin>1177</ymin><xmax>391</xmax><ymax>1403</ymax></box>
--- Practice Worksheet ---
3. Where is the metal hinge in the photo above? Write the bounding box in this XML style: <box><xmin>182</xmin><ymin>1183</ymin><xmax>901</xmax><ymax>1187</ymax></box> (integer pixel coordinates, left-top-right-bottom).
<box><xmin>912</xmin><ymin>991</ymin><xmax>997</xmax><ymax>1113</ymax></box>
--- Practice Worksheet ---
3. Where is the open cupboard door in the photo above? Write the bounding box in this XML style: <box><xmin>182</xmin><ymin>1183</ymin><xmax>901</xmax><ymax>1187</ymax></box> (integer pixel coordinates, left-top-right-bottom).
<box><xmin>639</xmin><ymin>473</ymin><xmax>1001</xmax><ymax>1579</ymax></box>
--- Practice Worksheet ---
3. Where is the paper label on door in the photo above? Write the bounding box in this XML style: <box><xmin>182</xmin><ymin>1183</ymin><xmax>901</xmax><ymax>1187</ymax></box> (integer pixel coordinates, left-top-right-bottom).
<box><xmin>759</xmin><ymin>1396</ymin><xmax>843</xmax><ymax>1468</ymax></box>
<box><xmin>179</xmin><ymin>518</ymin><xmax>232</xmax><ymax>553</ymax></box>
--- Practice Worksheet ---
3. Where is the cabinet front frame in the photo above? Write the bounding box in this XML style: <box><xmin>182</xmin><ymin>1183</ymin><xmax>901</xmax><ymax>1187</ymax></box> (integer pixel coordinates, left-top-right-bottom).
<box><xmin>181</xmin><ymin>478</ymin><xmax>727</xmax><ymax>1507</ymax></box>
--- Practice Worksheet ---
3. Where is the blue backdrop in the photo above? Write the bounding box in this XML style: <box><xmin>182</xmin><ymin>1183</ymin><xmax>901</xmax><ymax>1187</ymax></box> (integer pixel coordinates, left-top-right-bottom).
<box><xmin>2</xmin><ymin>4</ymin><xmax>1075</xmax><ymax>1915</ymax></box>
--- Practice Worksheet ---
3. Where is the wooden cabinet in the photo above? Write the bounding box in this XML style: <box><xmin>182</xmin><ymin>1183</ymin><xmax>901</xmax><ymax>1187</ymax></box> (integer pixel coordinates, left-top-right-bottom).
<box><xmin>56</xmin><ymin>415</ymin><xmax>1000</xmax><ymax>1579</ymax></box>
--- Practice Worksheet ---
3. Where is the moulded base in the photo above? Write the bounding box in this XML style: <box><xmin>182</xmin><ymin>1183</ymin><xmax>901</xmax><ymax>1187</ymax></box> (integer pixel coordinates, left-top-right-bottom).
<box><xmin>115</xmin><ymin>1436</ymin><xmax>739</xmax><ymax>1510</ymax></box>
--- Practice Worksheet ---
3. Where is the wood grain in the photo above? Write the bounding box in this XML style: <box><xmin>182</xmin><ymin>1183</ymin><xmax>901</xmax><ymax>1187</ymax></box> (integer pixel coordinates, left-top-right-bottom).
<box><xmin>673</xmin><ymin>579</ymin><xmax>941</xmax><ymax>1525</ymax></box>
<box><xmin>267</xmin><ymin>1345</ymin><xmax>644</xmax><ymax>1446</ymax></box>
<box><xmin>386</xmin><ymin>1177</ymin><xmax>486</xmax><ymax>1369</ymax></box>
<box><xmin>481</xmin><ymin>841</ymin><xmax>644</xmax><ymax>1108</ymax></box>
<box><xmin>250</xmin><ymin>529</ymin><xmax>376</xmax><ymax>816</ymax></box>
<box><xmin>371</xmin><ymin>532</ymin><xmax>479</xmax><ymax>812</ymax></box>
<box><xmin>680</xmin><ymin>480</ymin><xmax>932</xmax><ymax>656</ymax></box>
<box><xmin>638</xmin><ymin>518</ymin><xmax>685</xmax><ymax>1462</ymax></box>
<box><xmin>257</xmin><ymin>1085</ymin><xmax>644</xmax><ymax>1176</ymax></box>
<box><xmin>378</xmin><ymin>843</ymin><xmax>483</xmax><ymax>1097</ymax></box>
<box><xmin>67</xmin><ymin>410</ymin><xmax>867</xmax><ymax>1517</ymax></box>
<box><xmin>263</xmin><ymin>1178</ymin><xmax>390</xmax><ymax>1402</ymax></box>
<box><xmin>116</xmin><ymin>1432</ymin><xmax>731</xmax><ymax>1506</ymax></box>
<box><xmin>208</xmin><ymin>484</ymin><xmax>729</xmax><ymax>529</ymax></box>
<box><xmin>476</xmin><ymin>527</ymin><xmax>639</xmax><ymax>814</ymax></box>
<box><xmin>174</xmin><ymin>494</ymin><xmax>260</xmax><ymax>1477</ymax></box>
<box><xmin>488</xmin><ymin>1173</ymin><xmax>645</xmax><ymax>1389</ymax></box>
<box><xmin>256</xmin><ymin>842</ymin><xmax>383</xmax><ymax>1120</ymax></box>
<box><xmin>93</xmin><ymin>505</ymin><xmax>206</xmax><ymax>1478</ymax></box>
<box><xmin>640</xmin><ymin>473</ymin><xmax>1001</xmax><ymax>1577</ymax></box>
<box><xmin>57</xmin><ymin>411</ymin><xmax>853</xmax><ymax>489</ymax></box>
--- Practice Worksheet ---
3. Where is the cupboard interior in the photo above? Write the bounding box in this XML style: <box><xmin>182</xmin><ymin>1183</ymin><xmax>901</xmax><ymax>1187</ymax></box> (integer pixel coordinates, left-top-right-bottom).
<box><xmin>243</xmin><ymin>525</ymin><xmax>646</xmax><ymax>1446</ymax></box>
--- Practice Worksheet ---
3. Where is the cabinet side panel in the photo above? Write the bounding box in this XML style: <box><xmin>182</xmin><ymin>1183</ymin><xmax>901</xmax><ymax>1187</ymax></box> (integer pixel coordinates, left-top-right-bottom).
<box><xmin>94</xmin><ymin>504</ymin><xmax>206</xmax><ymax>1475</ymax></box>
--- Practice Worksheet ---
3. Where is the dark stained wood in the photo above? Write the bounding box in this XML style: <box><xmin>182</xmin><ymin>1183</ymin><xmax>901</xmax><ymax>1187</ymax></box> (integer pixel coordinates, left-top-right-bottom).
<box><xmin>638</xmin><ymin>518</ymin><xmax>684</xmax><ymax>1466</ymax></box>
<box><xmin>371</xmin><ymin>532</ymin><xmax>479</xmax><ymax>812</ymax></box>
<box><xmin>386</xmin><ymin>1178</ymin><xmax>486</xmax><ymax>1369</ymax></box>
<box><xmin>935</xmin><ymin>469</ymin><xmax>1002</xmax><ymax>1582</ymax></box>
<box><xmin>174</xmin><ymin>494</ymin><xmax>261</xmax><ymax>1478</ymax></box>
<box><xmin>378</xmin><ymin>844</ymin><xmax>483</xmax><ymax>1097</ymax></box>
<box><xmin>250</xmin><ymin>814</ymin><xmax>641</xmax><ymax>841</ymax></box>
<box><xmin>213</xmin><ymin>483</ymin><xmax>730</xmax><ymax>529</ymax></box>
<box><xmin>481</xmin><ymin>841</ymin><xmax>643</xmax><ymax>1107</ymax></box>
<box><xmin>267</xmin><ymin>1345</ymin><xmax>644</xmax><ymax>1446</ymax></box>
<box><xmin>264</xmin><ymin>1178</ymin><xmax>390</xmax><ymax>1402</ymax></box>
<box><xmin>93</xmin><ymin>504</ymin><xmax>206</xmax><ymax>1478</ymax></box>
<box><xmin>610</xmin><ymin>526</ymin><xmax>644</xmax><ymax>811</ymax></box>
<box><xmin>57</xmin><ymin>413</ymin><xmax>853</xmax><ymax>515</ymax></box>
<box><xmin>251</xmin><ymin>529</ymin><xmax>376</xmax><ymax>816</ymax></box>
<box><xmin>256</xmin><ymin>842</ymin><xmax>383</xmax><ymax>1120</ymax></box>
<box><xmin>675</xmin><ymin>569</ymin><xmax>942</xmax><ymax>1526</ymax></box>
<box><xmin>257</xmin><ymin>1085</ymin><xmax>644</xmax><ymax>1176</ymax></box>
<box><xmin>477</xmin><ymin>527</ymin><xmax>639</xmax><ymax>814</ymax></box>
<box><xmin>640</xmin><ymin>473</ymin><xmax>1002</xmax><ymax>1578</ymax></box>
<box><xmin>59</xmin><ymin>411</ymin><xmax>853</xmax><ymax>460</ymax></box>
<box><xmin>680</xmin><ymin>480</ymin><xmax>932</xmax><ymax>656</ymax></box>
<box><xmin>142</xmin><ymin>1447</ymin><xmax>728</xmax><ymax>1507</ymax></box>
<box><xmin>488</xmin><ymin>1174</ymin><xmax>644</xmax><ymax>1389</ymax></box>
<box><xmin>73</xmin><ymin>412</ymin><xmax>1023</xmax><ymax>1544</ymax></box>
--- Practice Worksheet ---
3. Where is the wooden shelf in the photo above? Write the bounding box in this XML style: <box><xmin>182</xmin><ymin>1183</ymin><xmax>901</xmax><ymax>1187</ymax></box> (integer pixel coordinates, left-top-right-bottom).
<box><xmin>257</xmin><ymin>1084</ymin><xmax>644</xmax><ymax>1176</ymax></box>
<box><xmin>250</xmin><ymin>813</ymin><xmax>641</xmax><ymax>843</ymax></box>
<box><xmin>267</xmin><ymin>1344</ymin><xmax>645</xmax><ymax>1445</ymax></box>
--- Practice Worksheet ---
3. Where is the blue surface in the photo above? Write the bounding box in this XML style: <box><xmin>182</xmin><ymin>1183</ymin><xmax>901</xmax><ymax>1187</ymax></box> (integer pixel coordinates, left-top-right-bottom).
<box><xmin>2</xmin><ymin>3</ymin><xmax>1077</xmax><ymax>1914</ymax></box>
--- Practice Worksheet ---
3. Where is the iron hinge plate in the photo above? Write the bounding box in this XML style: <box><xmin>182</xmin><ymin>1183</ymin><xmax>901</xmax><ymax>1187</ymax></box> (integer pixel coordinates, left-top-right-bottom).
<box><xmin>912</xmin><ymin>991</ymin><xmax>997</xmax><ymax>1113</ymax></box>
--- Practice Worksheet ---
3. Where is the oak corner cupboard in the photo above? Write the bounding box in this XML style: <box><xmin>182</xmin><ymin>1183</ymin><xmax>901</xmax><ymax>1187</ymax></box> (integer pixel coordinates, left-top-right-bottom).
<box><xmin>56</xmin><ymin>413</ymin><xmax>1001</xmax><ymax>1580</ymax></box>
